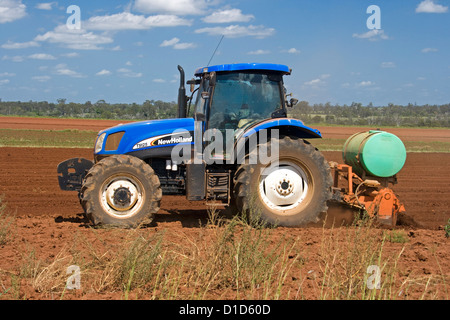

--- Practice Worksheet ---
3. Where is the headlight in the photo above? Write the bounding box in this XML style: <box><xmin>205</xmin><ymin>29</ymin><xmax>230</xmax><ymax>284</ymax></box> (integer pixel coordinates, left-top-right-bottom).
<box><xmin>95</xmin><ymin>132</ymin><xmax>106</xmax><ymax>154</ymax></box>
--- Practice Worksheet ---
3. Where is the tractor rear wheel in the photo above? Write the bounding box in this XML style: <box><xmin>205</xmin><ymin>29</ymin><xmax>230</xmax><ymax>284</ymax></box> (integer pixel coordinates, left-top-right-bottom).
<box><xmin>233</xmin><ymin>136</ymin><xmax>332</xmax><ymax>227</ymax></box>
<box><xmin>80</xmin><ymin>155</ymin><xmax>162</xmax><ymax>227</ymax></box>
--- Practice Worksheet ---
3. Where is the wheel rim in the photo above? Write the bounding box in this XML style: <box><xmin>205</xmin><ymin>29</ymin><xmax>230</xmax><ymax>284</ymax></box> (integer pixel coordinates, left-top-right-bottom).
<box><xmin>258</xmin><ymin>160</ymin><xmax>312</xmax><ymax>214</ymax></box>
<box><xmin>100</xmin><ymin>174</ymin><xmax>144</xmax><ymax>219</ymax></box>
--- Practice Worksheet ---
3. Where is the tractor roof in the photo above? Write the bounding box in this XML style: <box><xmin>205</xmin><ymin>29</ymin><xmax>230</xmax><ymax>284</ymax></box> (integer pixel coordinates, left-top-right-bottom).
<box><xmin>194</xmin><ymin>63</ymin><xmax>291</xmax><ymax>76</ymax></box>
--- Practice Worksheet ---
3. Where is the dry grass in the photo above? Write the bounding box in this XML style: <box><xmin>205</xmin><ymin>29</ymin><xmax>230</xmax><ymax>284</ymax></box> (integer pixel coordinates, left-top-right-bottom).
<box><xmin>0</xmin><ymin>202</ymin><xmax>448</xmax><ymax>300</ymax></box>
<box><xmin>0</xmin><ymin>196</ymin><xmax>15</xmax><ymax>246</ymax></box>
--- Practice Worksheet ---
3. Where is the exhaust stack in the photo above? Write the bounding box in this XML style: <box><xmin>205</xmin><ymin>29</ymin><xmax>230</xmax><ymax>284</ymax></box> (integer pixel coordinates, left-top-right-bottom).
<box><xmin>177</xmin><ymin>65</ymin><xmax>187</xmax><ymax>118</ymax></box>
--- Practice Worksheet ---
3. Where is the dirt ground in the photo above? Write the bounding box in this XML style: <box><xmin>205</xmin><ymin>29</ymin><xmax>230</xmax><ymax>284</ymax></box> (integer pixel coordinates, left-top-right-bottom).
<box><xmin>0</xmin><ymin>117</ymin><xmax>449</xmax><ymax>300</ymax></box>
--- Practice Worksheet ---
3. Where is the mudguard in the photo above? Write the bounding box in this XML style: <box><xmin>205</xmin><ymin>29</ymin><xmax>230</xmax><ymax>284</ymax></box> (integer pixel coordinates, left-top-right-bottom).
<box><xmin>242</xmin><ymin>118</ymin><xmax>322</xmax><ymax>139</ymax></box>
<box><xmin>234</xmin><ymin>118</ymin><xmax>322</xmax><ymax>154</ymax></box>
<box><xmin>57</xmin><ymin>158</ymin><xmax>93</xmax><ymax>191</ymax></box>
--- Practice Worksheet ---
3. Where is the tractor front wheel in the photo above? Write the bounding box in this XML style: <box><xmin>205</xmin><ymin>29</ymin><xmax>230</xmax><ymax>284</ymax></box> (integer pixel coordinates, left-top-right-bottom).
<box><xmin>80</xmin><ymin>155</ymin><xmax>162</xmax><ymax>227</ymax></box>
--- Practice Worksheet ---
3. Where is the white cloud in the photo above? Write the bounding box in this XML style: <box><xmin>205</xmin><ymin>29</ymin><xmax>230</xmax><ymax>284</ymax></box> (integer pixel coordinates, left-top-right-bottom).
<box><xmin>160</xmin><ymin>37</ymin><xmax>196</xmax><ymax>49</ymax></box>
<box><xmin>381</xmin><ymin>62</ymin><xmax>396</xmax><ymax>68</ymax></box>
<box><xmin>84</xmin><ymin>12</ymin><xmax>192</xmax><ymax>31</ymax></box>
<box><xmin>286</xmin><ymin>48</ymin><xmax>300</xmax><ymax>54</ymax></box>
<box><xmin>247</xmin><ymin>49</ymin><xmax>270</xmax><ymax>55</ymax></box>
<box><xmin>35</xmin><ymin>2</ymin><xmax>55</xmax><ymax>10</ymax></box>
<box><xmin>173</xmin><ymin>42</ymin><xmax>196</xmax><ymax>49</ymax></box>
<box><xmin>421</xmin><ymin>47</ymin><xmax>438</xmax><ymax>53</ymax></box>
<box><xmin>56</xmin><ymin>69</ymin><xmax>81</xmax><ymax>77</ymax></box>
<box><xmin>55</xmin><ymin>63</ymin><xmax>84</xmax><ymax>78</ymax></box>
<box><xmin>96</xmin><ymin>69</ymin><xmax>112</xmax><ymax>76</ymax></box>
<box><xmin>304</xmin><ymin>74</ymin><xmax>330</xmax><ymax>86</ymax></box>
<box><xmin>416</xmin><ymin>0</ymin><xmax>448</xmax><ymax>13</ymax></box>
<box><xmin>352</xmin><ymin>29</ymin><xmax>389</xmax><ymax>41</ymax></box>
<box><xmin>35</xmin><ymin>25</ymin><xmax>114</xmax><ymax>50</ymax></box>
<box><xmin>161</xmin><ymin>37</ymin><xmax>180</xmax><ymax>47</ymax></box>
<box><xmin>2</xmin><ymin>52</ymin><xmax>56</xmax><ymax>61</ymax></box>
<box><xmin>32</xmin><ymin>75</ymin><xmax>51</xmax><ymax>82</ymax></box>
<box><xmin>2</xmin><ymin>55</ymin><xmax>24</xmax><ymax>62</ymax></box>
<box><xmin>195</xmin><ymin>24</ymin><xmax>275</xmax><ymax>39</ymax></box>
<box><xmin>125</xmin><ymin>61</ymin><xmax>133</xmax><ymax>66</ymax></box>
<box><xmin>134</xmin><ymin>0</ymin><xmax>212</xmax><ymax>15</ymax></box>
<box><xmin>0</xmin><ymin>72</ymin><xmax>15</xmax><ymax>77</ymax></box>
<box><xmin>304</xmin><ymin>78</ymin><xmax>321</xmax><ymax>86</ymax></box>
<box><xmin>1</xmin><ymin>40</ymin><xmax>39</xmax><ymax>49</ymax></box>
<box><xmin>125</xmin><ymin>72</ymin><xmax>143</xmax><ymax>78</ymax></box>
<box><xmin>0</xmin><ymin>79</ymin><xmax>10</xmax><ymax>85</ymax></box>
<box><xmin>61</xmin><ymin>52</ymin><xmax>80</xmax><ymax>58</ymax></box>
<box><xmin>117</xmin><ymin>68</ymin><xmax>131</xmax><ymax>73</ymax></box>
<box><xmin>0</xmin><ymin>0</ymin><xmax>26</xmax><ymax>23</ymax></box>
<box><xmin>357</xmin><ymin>81</ymin><xmax>374</xmax><ymax>87</ymax></box>
<box><xmin>28</xmin><ymin>53</ymin><xmax>56</xmax><ymax>60</ymax></box>
<box><xmin>117</xmin><ymin>68</ymin><xmax>142</xmax><ymax>78</ymax></box>
<box><xmin>202</xmin><ymin>9</ymin><xmax>254</xmax><ymax>23</ymax></box>
<box><xmin>153</xmin><ymin>78</ymin><xmax>166</xmax><ymax>83</ymax></box>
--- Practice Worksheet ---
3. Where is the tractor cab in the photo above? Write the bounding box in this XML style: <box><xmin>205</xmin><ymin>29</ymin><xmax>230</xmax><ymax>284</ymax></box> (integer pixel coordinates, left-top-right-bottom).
<box><xmin>190</xmin><ymin>63</ymin><xmax>294</xmax><ymax>132</ymax></box>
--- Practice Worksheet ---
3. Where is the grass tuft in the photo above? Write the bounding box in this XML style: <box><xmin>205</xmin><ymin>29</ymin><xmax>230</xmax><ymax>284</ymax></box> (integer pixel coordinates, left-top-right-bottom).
<box><xmin>0</xmin><ymin>195</ymin><xmax>15</xmax><ymax>245</ymax></box>
<box><xmin>0</xmin><ymin>207</ymin><xmax>447</xmax><ymax>300</ymax></box>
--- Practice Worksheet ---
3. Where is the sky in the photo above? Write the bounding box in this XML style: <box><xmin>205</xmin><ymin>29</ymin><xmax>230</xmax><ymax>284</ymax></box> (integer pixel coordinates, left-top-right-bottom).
<box><xmin>0</xmin><ymin>0</ymin><xmax>449</xmax><ymax>106</ymax></box>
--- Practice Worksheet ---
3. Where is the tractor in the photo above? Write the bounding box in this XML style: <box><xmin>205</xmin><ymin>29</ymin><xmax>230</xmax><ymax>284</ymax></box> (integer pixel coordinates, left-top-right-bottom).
<box><xmin>57</xmin><ymin>63</ymin><xmax>406</xmax><ymax>228</ymax></box>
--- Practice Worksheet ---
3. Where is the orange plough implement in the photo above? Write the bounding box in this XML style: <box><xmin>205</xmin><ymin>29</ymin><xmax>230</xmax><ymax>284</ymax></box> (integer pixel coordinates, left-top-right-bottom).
<box><xmin>330</xmin><ymin>162</ymin><xmax>406</xmax><ymax>226</ymax></box>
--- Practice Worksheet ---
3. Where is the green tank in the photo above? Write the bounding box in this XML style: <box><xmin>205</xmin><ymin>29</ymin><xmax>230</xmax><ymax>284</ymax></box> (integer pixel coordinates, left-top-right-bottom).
<box><xmin>342</xmin><ymin>130</ymin><xmax>406</xmax><ymax>178</ymax></box>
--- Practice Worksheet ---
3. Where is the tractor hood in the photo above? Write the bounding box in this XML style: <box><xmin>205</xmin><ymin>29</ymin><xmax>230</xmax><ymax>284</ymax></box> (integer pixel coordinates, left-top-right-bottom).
<box><xmin>96</xmin><ymin>118</ymin><xmax>194</xmax><ymax>156</ymax></box>
<box><xmin>95</xmin><ymin>116</ymin><xmax>322</xmax><ymax>160</ymax></box>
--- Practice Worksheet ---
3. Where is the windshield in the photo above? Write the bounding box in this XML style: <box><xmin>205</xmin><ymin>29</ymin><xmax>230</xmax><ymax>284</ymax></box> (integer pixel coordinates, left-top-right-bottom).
<box><xmin>208</xmin><ymin>72</ymin><xmax>284</xmax><ymax>131</ymax></box>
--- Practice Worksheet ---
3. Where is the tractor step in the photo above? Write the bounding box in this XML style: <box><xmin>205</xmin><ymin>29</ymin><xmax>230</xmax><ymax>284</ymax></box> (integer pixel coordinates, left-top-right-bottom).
<box><xmin>206</xmin><ymin>170</ymin><xmax>231</xmax><ymax>206</ymax></box>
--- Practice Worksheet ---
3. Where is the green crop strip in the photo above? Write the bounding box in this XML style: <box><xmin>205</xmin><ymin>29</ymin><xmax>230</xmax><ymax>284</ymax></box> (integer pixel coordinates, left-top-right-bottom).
<box><xmin>0</xmin><ymin>128</ymin><xmax>97</xmax><ymax>148</ymax></box>
<box><xmin>0</xmin><ymin>129</ymin><xmax>448</xmax><ymax>152</ymax></box>
<box><xmin>308</xmin><ymin>138</ymin><xmax>450</xmax><ymax>153</ymax></box>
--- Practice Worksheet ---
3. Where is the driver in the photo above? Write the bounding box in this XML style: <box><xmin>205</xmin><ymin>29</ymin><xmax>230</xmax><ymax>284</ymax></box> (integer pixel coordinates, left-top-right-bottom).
<box><xmin>237</xmin><ymin>103</ymin><xmax>250</xmax><ymax>119</ymax></box>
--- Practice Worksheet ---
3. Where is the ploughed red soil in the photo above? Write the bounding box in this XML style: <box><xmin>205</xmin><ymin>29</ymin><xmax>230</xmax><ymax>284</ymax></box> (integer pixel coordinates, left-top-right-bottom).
<box><xmin>0</xmin><ymin>117</ymin><xmax>448</xmax><ymax>300</ymax></box>
<box><xmin>0</xmin><ymin>147</ymin><xmax>448</xmax><ymax>229</ymax></box>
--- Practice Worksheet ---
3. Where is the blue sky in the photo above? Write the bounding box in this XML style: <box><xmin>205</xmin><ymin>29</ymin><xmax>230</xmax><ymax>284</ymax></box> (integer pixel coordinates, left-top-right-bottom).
<box><xmin>0</xmin><ymin>0</ymin><xmax>449</xmax><ymax>106</ymax></box>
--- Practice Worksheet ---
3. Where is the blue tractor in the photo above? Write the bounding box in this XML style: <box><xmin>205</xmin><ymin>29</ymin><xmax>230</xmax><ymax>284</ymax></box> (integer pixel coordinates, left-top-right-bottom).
<box><xmin>57</xmin><ymin>63</ymin><xmax>333</xmax><ymax>227</ymax></box>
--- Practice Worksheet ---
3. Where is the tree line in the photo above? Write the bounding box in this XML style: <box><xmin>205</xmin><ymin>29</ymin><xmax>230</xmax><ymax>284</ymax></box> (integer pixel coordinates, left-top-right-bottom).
<box><xmin>0</xmin><ymin>99</ymin><xmax>449</xmax><ymax>128</ymax></box>
<box><xmin>0</xmin><ymin>99</ymin><xmax>178</xmax><ymax>121</ymax></box>
<box><xmin>289</xmin><ymin>101</ymin><xmax>450</xmax><ymax>127</ymax></box>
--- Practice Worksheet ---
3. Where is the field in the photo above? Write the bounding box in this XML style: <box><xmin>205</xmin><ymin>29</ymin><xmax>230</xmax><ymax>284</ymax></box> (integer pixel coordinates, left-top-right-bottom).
<box><xmin>0</xmin><ymin>117</ymin><xmax>449</xmax><ymax>301</ymax></box>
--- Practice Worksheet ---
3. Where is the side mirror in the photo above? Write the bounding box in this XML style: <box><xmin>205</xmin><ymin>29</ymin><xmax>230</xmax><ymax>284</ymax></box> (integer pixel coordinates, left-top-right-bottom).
<box><xmin>187</xmin><ymin>78</ymin><xmax>201</xmax><ymax>93</ymax></box>
<box><xmin>289</xmin><ymin>98</ymin><xmax>298</xmax><ymax>107</ymax></box>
